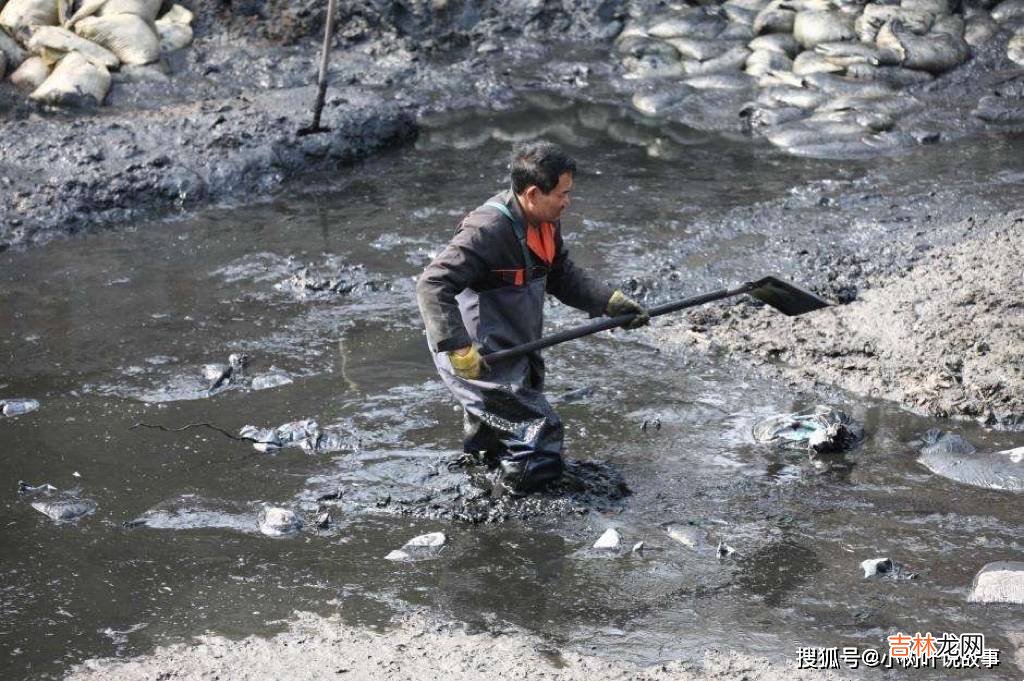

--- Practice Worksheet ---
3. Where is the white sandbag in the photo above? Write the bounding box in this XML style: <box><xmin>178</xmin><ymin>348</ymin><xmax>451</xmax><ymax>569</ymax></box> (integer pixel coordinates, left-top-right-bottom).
<box><xmin>0</xmin><ymin>0</ymin><xmax>59</xmax><ymax>30</ymax></box>
<box><xmin>28</xmin><ymin>25</ymin><xmax>119</xmax><ymax>68</ymax></box>
<box><xmin>155</xmin><ymin>12</ymin><xmax>191</xmax><ymax>52</ymax></box>
<box><xmin>0</xmin><ymin>25</ymin><xmax>28</xmax><ymax>67</ymax></box>
<box><xmin>158</xmin><ymin>4</ymin><xmax>193</xmax><ymax>26</ymax></box>
<box><xmin>746</xmin><ymin>48</ymin><xmax>793</xmax><ymax>75</ymax></box>
<box><xmin>9</xmin><ymin>53</ymin><xmax>49</xmax><ymax>88</ymax></box>
<box><xmin>1010</xmin><ymin>29</ymin><xmax>1024</xmax><ymax>65</ymax></box>
<box><xmin>793</xmin><ymin>49</ymin><xmax>845</xmax><ymax>75</ymax></box>
<box><xmin>65</xmin><ymin>0</ymin><xmax>107</xmax><ymax>28</ymax></box>
<box><xmin>993</xmin><ymin>0</ymin><xmax>1024</xmax><ymax>24</ymax></box>
<box><xmin>75</xmin><ymin>13</ymin><xmax>158</xmax><ymax>65</ymax></box>
<box><xmin>793</xmin><ymin>11</ymin><xmax>856</xmax><ymax>48</ymax></box>
<box><xmin>30</xmin><ymin>50</ymin><xmax>110</xmax><ymax>105</ymax></box>
<box><xmin>98</xmin><ymin>0</ymin><xmax>161</xmax><ymax>22</ymax></box>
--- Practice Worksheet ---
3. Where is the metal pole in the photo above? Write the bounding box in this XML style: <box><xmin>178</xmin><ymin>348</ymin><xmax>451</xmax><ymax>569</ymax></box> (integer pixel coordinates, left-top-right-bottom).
<box><xmin>308</xmin><ymin>0</ymin><xmax>339</xmax><ymax>133</ymax></box>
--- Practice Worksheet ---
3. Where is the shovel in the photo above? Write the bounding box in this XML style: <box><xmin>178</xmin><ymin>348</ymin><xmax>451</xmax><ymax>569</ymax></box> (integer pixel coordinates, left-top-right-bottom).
<box><xmin>482</xmin><ymin>276</ymin><xmax>829</xmax><ymax>364</ymax></box>
<box><xmin>298</xmin><ymin>0</ymin><xmax>339</xmax><ymax>137</ymax></box>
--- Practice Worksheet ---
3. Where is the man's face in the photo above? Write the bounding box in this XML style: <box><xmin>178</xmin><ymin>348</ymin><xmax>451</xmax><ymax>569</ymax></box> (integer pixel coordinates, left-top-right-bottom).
<box><xmin>527</xmin><ymin>171</ymin><xmax>573</xmax><ymax>223</ymax></box>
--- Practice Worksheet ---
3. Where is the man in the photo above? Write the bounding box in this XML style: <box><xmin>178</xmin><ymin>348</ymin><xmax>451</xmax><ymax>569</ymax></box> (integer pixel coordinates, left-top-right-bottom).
<box><xmin>416</xmin><ymin>141</ymin><xmax>649</xmax><ymax>495</ymax></box>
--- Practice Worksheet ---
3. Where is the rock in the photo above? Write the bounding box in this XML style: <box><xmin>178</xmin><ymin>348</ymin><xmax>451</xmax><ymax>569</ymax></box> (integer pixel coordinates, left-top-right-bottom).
<box><xmin>593</xmin><ymin>527</ymin><xmax>621</xmax><ymax>550</ymax></box>
<box><xmin>2</xmin><ymin>398</ymin><xmax>40</xmax><ymax>416</ymax></box>
<box><xmin>860</xmin><ymin>557</ymin><xmax>918</xmax><ymax>579</ymax></box>
<box><xmin>258</xmin><ymin>506</ymin><xmax>302</xmax><ymax>536</ymax></box>
<box><xmin>386</xmin><ymin>531</ymin><xmax>447</xmax><ymax>561</ymax></box>
<box><xmin>918</xmin><ymin>429</ymin><xmax>1024</xmax><ymax>492</ymax></box>
<box><xmin>968</xmin><ymin>561</ymin><xmax>1024</xmax><ymax>604</ymax></box>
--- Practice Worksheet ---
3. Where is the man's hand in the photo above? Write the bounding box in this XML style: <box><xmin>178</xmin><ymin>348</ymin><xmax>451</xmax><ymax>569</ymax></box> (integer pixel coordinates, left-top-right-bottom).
<box><xmin>448</xmin><ymin>345</ymin><xmax>483</xmax><ymax>380</ymax></box>
<box><xmin>606</xmin><ymin>290</ymin><xmax>650</xmax><ymax>330</ymax></box>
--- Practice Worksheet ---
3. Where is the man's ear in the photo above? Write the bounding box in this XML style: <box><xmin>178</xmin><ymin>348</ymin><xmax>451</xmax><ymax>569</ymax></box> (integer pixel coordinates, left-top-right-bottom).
<box><xmin>522</xmin><ymin>185</ymin><xmax>539</xmax><ymax>203</ymax></box>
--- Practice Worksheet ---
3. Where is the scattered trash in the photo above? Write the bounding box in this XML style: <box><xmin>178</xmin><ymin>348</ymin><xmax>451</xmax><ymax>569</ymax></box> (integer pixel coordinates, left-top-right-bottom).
<box><xmin>257</xmin><ymin>506</ymin><xmax>302</xmax><ymax>537</ymax></box>
<box><xmin>716</xmin><ymin>541</ymin><xmax>736</xmax><ymax>559</ymax></box>
<box><xmin>18</xmin><ymin>481</ymin><xmax>96</xmax><ymax>522</ymax></box>
<box><xmin>593</xmin><ymin>527</ymin><xmax>621</xmax><ymax>550</ymax></box>
<box><xmin>1</xmin><ymin>398</ymin><xmax>40</xmax><ymax>417</ymax></box>
<box><xmin>753</xmin><ymin>405</ymin><xmax>864</xmax><ymax>453</ymax></box>
<box><xmin>860</xmin><ymin>557</ymin><xmax>918</xmax><ymax>580</ymax></box>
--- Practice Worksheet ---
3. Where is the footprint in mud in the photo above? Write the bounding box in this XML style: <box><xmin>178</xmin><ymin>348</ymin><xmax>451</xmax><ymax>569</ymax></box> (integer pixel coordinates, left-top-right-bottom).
<box><xmin>300</xmin><ymin>452</ymin><xmax>631</xmax><ymax>524</ymax></box>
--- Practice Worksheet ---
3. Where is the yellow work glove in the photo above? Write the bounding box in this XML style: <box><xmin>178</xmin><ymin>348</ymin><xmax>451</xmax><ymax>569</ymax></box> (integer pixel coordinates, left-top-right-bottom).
<box><xmin>606</xmin><ymin>290</ymin><xmax>650</xmax><ymax>330</ymax></box>
<box><xmin>448</xmin><ymin>345</ymin><xmax>483</xmax><ymax>380</ymax></box>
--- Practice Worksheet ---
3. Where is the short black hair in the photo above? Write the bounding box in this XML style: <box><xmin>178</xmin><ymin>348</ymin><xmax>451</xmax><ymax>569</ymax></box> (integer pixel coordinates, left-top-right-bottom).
<box><xmin>510</xmin><ymin>141</ymin><xmax>577</xmax><ymax>194</ymax></box>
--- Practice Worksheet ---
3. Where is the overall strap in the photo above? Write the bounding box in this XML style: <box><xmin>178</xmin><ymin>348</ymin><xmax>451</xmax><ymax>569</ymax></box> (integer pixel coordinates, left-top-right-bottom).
<box><xmin>485</xmin><ymin>200</ymin><xmax>533</xmax><ymax>283</ymax></box>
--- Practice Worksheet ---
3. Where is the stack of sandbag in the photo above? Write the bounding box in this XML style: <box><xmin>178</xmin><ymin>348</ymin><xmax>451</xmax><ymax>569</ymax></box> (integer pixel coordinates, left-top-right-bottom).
<box><xmin>616</xmin><ymin>0</ymin><xmax>1024</xmax><ymax>155</ymax></box>
<box><xmin>1</xmin><ymin>0</ymin><xmax>195</xmax><ymax>107</ymax></box>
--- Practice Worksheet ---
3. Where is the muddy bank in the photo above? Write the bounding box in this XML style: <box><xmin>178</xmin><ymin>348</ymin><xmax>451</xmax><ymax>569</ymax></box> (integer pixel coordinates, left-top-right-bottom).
<box><xmin>652</xmin><ymin>209</ymin><xmax>1024</xmax><ymax>428</ymax></box>
<box><xmin>67</xmin><ymin>611</ymin><xmax>845</xmax><ymax>681</ymax></box>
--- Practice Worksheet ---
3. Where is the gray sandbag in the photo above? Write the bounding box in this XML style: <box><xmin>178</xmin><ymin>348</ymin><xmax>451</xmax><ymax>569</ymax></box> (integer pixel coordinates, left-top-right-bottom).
<box><xmin>764</xmin><ymin>119</ymin><xmax>866</xmax><ymax>148</ymax></box>
<box><xmin>726</xmin><ymin>0</ymin><xmax>773</xmax><ymax>10</ymax></box>
<box><xmin>807</xmin><ymin>107</ymin><xmax>895</xmax><ymax>131</ymax></box>
<box><xmin>992</xmin><ymin>0</ymin><xmax>1024</xmax><ymax>23</ymax></box>
<box><xmin>816</xmin><ymin>93</ymin><xmax>923</xmax><ymax>116</ymax></box>
<box><xmin>754</xmin><ymin>0</ymin><xmax>796</xmax><ymax>34</ymax></box>
<box><xmin>0</xmin><ymin>0</ymin><xmax>59</xmax><ymax>30</ymax></box>
<box><xmin>9</xmin><ymin>53</ymin><xmax>49</xmax><ymax>88</ymax></box>
<box><xmin>965</xmin><ymin>12</ymin><xmax>1000</xmax><ymax>46</ymax></box>
<box><xmin>931</xmin><ymin>14</ymin><xmax>965</xmax><ymax>38</ymax></box>
<box><xmin>816</xmin><ymin>41</ymin><xmax>898</xmax><ymax>66</ymax></box>
<box><xmin>740</xmin><ymin>102</ymin><xmax>808</xmax><ymax>128</ymax></box>
<box><xmin>155</xmin><ymin>4</ymin><xmax>192</xmax><ymax>52</ymax></box>
<box><xmin>803</xmin><ymin>71</ymin><xmax>897</xmax><ymax>96</ymax></box>
<box><xmin>98</xmin><ymin>0</ymin><xmax>162</xmax><ymax>22</ymax></box>
<box><xmin>1010</xmin><ymin>29</ymin><xmax>1024</xmax><ymax>64</ymax></box>
<box><xmin>793</xmin><ymin>49</ymin><xmax>845</xmax><ymax>75</ymax></box>
<box><xmin>901</xmin><ymin>0</ymin><xmax>950</xmax><ymax>13</ymax></box>
<box><xmin>719</xmin><ymin>22</ymin><xmax>756</xmax><ymax>40</ymax></box>
<box><xmin>857</xmin><ymin>4</ymin><xmax>934</xmax><ymax>42</ymax></box>
<box><xmin>0</xmin><ymin>24</ymin><xmax>28</xmax><ymax>67</ymax></box>
<box><xmin>28</xmin><ymin>25</ymin><xmax>119</xmax><ymax>68</ymax></box>
<box><xmin>74</xmin><ymin>13</ymin><xmax>159</xmax><ymax>65</ymax></box>
<box><xmin>682</xmin><ymin>44</ymin><xmax>751</xmax><ymax>74</ymax></box>
<box><xmin>877</xmin><ymin>19</ymin><xmax>969</xmax><ymax>73</ymax></box>
<box><xmin>666</xmin><ymin>37</ymin><xmax>745</xmax><ymax>61</ymax></box>
<box><xmin>30</xmin><ymin>50</ymin><xmax>110</xmax><ymax>105</ymax></box>
<box><xmin>794</xmin><ymin>10</ymin><xmax>856</xmax><ymax>48</ymax></box>
<box><xmin>615</xmin><ymin>34</ymin><xmax>680</xmax><ymax>60</ymax></box>
<box><xmin>845</xmin><ymin>62</ymin><xmax>935</xmax><ymax>85</ymax></box>
<box><xmin>749</xmin><ymin>33</ymin><xmax>800</xmax><ymax>56</ymax></box>
<box><xmin>746</xmin><ymin>47</ymin><xmax>794</xmax><ymax>75</ymax></box>
<box><xmin>758</xmin><ymin>68</ymin><xmax>805</xmax><ymax>86</ymax></box>
<box><xmin>648</xmin><ymin>12</ymin><xmax>727</xmax><ymax>40</ymax></box>
<box><xmin>758</xmin><ymin>83</ymin><xmax>828</xmax><ymax>108</ymax></box>
<box><xmin>685</xmin><ymin>72</ymin><xmax>757</xmax><ymax>90</ymax></box>
<box><xmin>724</xmin><ymin>4</ymin><xmax>757</xmax><ymax>25</ymax></box>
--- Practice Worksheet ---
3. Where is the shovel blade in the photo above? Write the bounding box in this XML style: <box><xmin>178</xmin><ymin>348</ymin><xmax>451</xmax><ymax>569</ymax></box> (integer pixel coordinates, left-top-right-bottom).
<box><xmin>748</xmin><ymin>276</ymin><xmax>830</xmax><ymax>316</ymax></box>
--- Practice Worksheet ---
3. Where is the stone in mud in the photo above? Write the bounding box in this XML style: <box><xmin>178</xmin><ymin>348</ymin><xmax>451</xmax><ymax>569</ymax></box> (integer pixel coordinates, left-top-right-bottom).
<box><xmin>918</xmin><ymin>429</ymin><xmax>1024</xmax><ymax>492</ymax></box>
<box><xmin>19</xmin><ymin>482</ymin><xmax>97</xmax><ymax>522</ymax></box>
<box><xmin>753</xmin><ymin>405</ymin><xmax>864</xmax><ymax>453</ymax></box>
<box><xmin>385</xmin><ymin>531</ymin><xmax>447</xmax><ymax>561</ymax></box>
<box><xmin>968</xmin><ymin>561</ymin><xmax>1024</xmax><ymax>604</ymax></box>
<box><xmin>667</xmin><ymin>524</ymin><xmax>707</xmax><ymax>550</ymax></box>
<box><xmin>593</xmin><ymin>528</ymin><xmax>621</xmax><ymax>550</ymax></box>
<box><xmin>2</xmin><ymin>398</ymin><xmax>40</xmax><ymax>416</ymax></box>
<box><xmin>860</xmin><ymin>557</ymin><xmax>918</xmax><ymax>579</ymax></box>
<box><xmin>258</xmin><ymin>506</ymin><xmax>302</xmax><ymax>536</ymax></box>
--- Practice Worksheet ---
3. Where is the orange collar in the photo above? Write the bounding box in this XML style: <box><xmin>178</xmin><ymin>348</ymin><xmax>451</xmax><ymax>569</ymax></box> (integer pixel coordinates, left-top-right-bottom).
<box><xmin>527</xmin><ymin>222</ymin><xmax>556</xmax><ymax>265</ymax></box>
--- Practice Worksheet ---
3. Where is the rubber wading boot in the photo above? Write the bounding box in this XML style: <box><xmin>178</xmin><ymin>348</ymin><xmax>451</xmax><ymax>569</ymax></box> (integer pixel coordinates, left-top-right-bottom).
<box><xmin>495</xmin><ymin>455</ymin><xmax>564</xmax><ymax>496</ymax></box>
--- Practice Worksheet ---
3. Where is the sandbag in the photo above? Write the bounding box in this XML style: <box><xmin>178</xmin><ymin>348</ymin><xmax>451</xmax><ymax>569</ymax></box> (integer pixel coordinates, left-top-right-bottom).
<box><xmin>845</xmin><ymin>62</ymin><xmax>935</xmax><ymax>85</ymax></box>
<box><xmin>98</xmin><ymin>0</ymin><xmax>161</xmax><ymax>22</ymax></box>
<box><xmin>749</xmin><ymin>33</ymin><xmax>801</xmax><ymax>56</ymax></box>
<box><xmin>666</xmin><ymin>37</ymin><xmax>744</xmax><ymax>61</ymax></box>
<box><xmin>965</xmin><ymin>12</ymin><xmax>1000</xmax><ymax>46</ymax></box>
<box><xmin>75</xmin><ymin>13</ymin><xmax>158</xmax><ymax>64</ymax></box>
<box><xmin>816</xmin><ymin>41</ymin><xmax>897</xmax><ymax>66</ymax></box>
<box><xmin>754</xmin><ymin>0</ymin><xmax>797</xmax><ymax>34</ymax></box>
<box><xmin>793</xmin><ymin>10</ymin><xmax>856</xmax><ymax>48</ymax></box>
<box><xmin>648</xmin><ymin>12</ymin><xmax>726</xmax><ymax>40</ymax></box>
<box><xmin>155</xmin><ymin>19</ymin><xmax>190</xmax><ymax>51</ymax></box>
<box><xmin>746</xmin><ymin>47</ymin><xmax>794</xmax><ymax>75</ymax></box>
<box><xmin>158</xmin><ymin>3</ymin><xmax>192</xmax><ymax>26</ymax></box>
<box><xmin>793</xmin><ymin>49</ymin><xmax>845</xmax><ymax>75</ymax></box>
<box><xmin>0</xmin><ymin>0</ymin><xmax>59</xmax><ymax>30</ymax></box>
<box><xmin>682</xmin><ymin>45</ymin><xmax>751</xmax><ymax>74</ymax></box>
<box><xmin>9</xmin><ymin>53</ymin><xmax>49</xmax><ymax>88</ymax></box>
<box><xmin>992</xmin><ymin>0</ymin><xmax>1024</xmax><ymax>23</ymax></box>
<box><xmin>877</xmin><ymin>19</ymin><xmax>969</xmax><ymax>73</ymax></box>
<box><xmin>30</xmin><ymin>49</ymin><xmax>110</xmax><ymax>105</ymax></box>
<box><xmin>931</xmin><ymin>14</ymin><xmax>965</xmax><ymax>38</ymax></box>
<box><xmin>28</xmin><ymin>25</ymin><xmax>118</xmax><ymax>68</ymax></box>
<box><xmin>901</xmin><ymin>0</ymin><xmax>950</xmax><ymax>13</ymax></box>
<box><xmin>64</xmin><ymin>0</ymin><xmax>106</xmax><ymax>27</ymax></box>
<box><xmin>856</xmin><ymin>4</ymin><xmax>934</xmax><ymax>42</ymax></box>
<box><xmin>0</xmin><ymin>25</ymin><xmax>28</xmax><ymax>67</ymax></box>
<box><xmin>1010</xmin><ymin>29</ymin><xmax>1024</xmax><ymax>64</ymax></box>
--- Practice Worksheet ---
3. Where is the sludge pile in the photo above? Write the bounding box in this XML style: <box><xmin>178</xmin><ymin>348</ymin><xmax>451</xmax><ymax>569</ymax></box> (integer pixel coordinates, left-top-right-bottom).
<box><xmin>618</xmin><ymin>0</ymin><xmax>1024</xmax><ymax>155</ymax></box>
<box><xmin>0</xmin><ymin>0</ymin><xmax>194</xmax><ymax>106</ymax></box>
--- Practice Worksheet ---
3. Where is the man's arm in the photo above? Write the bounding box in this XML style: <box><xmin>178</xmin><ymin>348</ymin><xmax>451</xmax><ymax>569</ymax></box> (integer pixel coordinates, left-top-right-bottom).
<box><xmin>546</xmin><ymin>231</ymin><xmax>615</xmax><ymax>317</ymax></box>
<box><xmin>416</xmin><ymin>225</ymin><xmax>489</xmax><ymax>353</ymax></box>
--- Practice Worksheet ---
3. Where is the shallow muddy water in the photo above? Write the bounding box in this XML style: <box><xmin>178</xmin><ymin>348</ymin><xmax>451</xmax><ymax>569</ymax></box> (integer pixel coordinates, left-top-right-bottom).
<box><xmin>2</xmin><ymin>96</ymin><xmax>1023</xmax><ymax>679</ymax></box>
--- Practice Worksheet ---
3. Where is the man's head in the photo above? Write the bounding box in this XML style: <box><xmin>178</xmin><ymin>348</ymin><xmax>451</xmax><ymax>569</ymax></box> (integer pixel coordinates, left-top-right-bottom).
<box><xmin>511</xmin><ymin>141</ymin><xmax>576</xmax><ymax>224</ymax></box>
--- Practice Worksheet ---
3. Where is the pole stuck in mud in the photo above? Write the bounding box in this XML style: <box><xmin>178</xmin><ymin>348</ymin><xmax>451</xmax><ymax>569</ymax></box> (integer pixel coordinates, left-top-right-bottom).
<box><xmin>299</xmin><ymin>0</ymin><xmax>340</xmax><ymax>136</ymax></box>
<box><xmin>482</xmin><ymin>276</ymin><xmax>829</xmax><ymax>364</ymax></box>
